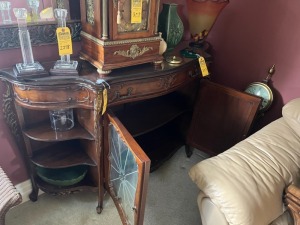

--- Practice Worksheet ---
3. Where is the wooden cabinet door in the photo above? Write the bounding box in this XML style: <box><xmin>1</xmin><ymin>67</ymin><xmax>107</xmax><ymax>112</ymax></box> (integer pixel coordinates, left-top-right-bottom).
<box><xmin>104</xmin><ymin>110</ymin><xmax>150</xmax><ymax>225</ymax></box>
<box><xmin>187</xmin><ymin>80</ymin><xmax>261</xmax><ymax>155</ymax></box>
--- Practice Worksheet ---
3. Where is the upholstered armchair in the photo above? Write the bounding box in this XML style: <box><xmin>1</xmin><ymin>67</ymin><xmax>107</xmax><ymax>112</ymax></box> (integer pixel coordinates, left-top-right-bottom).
<box><xmin>189</xmin><ymin>98</ymin><xmax>300</xmax><ymax>225</ymax></box>
<box><xmin>0</xmin><ymin>166</ymin><xmax>22</xmax><ymax>225</ymax></box>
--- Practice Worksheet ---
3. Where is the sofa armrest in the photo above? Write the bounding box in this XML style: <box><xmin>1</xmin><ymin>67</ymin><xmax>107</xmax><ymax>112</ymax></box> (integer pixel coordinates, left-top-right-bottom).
<box><xmin>286</xmin><ymin>185</ymin><xmax>300</xmax><ymax>225</ymax></box>
<box><xmin>197</xmin><ymin>192</ymin><xmax>229</xmax><ymax>225</ymax></box>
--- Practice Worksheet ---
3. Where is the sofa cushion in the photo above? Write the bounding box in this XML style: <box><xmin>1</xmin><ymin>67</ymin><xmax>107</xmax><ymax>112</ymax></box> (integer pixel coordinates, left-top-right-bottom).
<box><xmin>189</xmin><ymin>117</ymin><xmax>300</xmax><ymax>225</ymax></box>
<box><xmin>282</xmin><ymin>98</ymin><xmax>300</xmax><ymax>137</ymax></box>
<box><xmin>270</xmin><ymin>211</ymin><xmax>293</xmax><ymax>225</ymax></box>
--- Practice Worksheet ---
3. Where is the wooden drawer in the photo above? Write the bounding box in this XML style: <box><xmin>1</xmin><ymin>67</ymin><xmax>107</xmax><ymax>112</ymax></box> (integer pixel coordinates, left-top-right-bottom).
<box><xmin>108</xmin><ymin>61</ymin><xmax>200</xmax><ymax>105</ymax></box>
<box><xmin>13</xmin><ymin>83</ymin><xmax>96</xmax><ymax>109</ymax></box>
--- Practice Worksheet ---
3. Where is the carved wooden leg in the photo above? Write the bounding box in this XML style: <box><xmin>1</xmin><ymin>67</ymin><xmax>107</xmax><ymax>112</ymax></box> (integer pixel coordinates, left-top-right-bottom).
<box><xmin>2</xmin><ymin>81</ymin><xmax>39</xmax><ymax>202</ymax></box>
<box><xmin>185</xmin><ymin>145</ymin><xmax>193</xmax><ymax>158</ymax></box>
<box><xmin>96</xmin><ymin>182</ymin><xmax>103</xmax><ymax>214</ymax></box>
<box><xmin>285</xmin><ymin>185</ymin><xmax>300</xmax><ymax>225</ymax></box>
<box><xmin>29</xmin><ymin>174</ymin><xmax>39</xmax><ymax>202</ymax></box>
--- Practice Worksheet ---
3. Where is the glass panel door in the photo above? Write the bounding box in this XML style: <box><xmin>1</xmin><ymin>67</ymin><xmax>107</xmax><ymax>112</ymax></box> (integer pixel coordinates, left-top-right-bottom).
<box><xmin>105</xmin><ymin>111</ymin><xmax>150</xmax><ymax>225</ymax></box>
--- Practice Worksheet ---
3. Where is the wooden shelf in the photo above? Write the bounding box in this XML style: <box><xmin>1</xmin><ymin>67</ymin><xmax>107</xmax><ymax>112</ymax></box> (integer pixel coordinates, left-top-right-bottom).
<box><xmin>23</xmin><ymin>122</ymin><xmax>94</xmax><ymax>142</ymax></box>
<box><xmin>35</xmin><ymin>175</ymin><xmax>98</xmax><ymax>195</ymax></box>
<box><xmin>135</xmin><ymin>122</ymin><xmax>185</xmax><ymax>172</ymax></box>
<box><xmin>31</xmin><ymin>140</ymin><xmax>96</xmax><ymax>168</ymax></box>
<box><xmin>114</xmin><ymin>92</ymin><xmax>191</xmax><ymax>137</ymax></box>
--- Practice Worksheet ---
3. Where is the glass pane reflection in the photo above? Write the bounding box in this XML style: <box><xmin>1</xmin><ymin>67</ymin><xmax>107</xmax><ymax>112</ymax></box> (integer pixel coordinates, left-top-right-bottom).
<box><xmin>109</xmin><ymin>123</ymin><xmax>138</xmax><ymax>225</ymax></box>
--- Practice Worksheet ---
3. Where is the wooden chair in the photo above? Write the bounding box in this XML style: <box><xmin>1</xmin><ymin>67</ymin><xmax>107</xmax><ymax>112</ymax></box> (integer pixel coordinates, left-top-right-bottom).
<box><xmin>0</xmin><ymin>166</ymin><xmax>22</xmax><ymax>225</ymax></box>
<box><xmin>286</xmin><ymin>184</ymin><xmax>300</xmax><ymax>225</ymax></box>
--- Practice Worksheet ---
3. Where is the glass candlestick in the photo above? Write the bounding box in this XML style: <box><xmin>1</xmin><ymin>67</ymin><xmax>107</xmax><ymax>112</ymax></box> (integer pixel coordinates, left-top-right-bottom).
<box><xmin>13</xmin><ymin>8</ymin><xmax>47</xmax><ymax>78</ymax></box>
<box><xmin>52</xmin><ymin>8</ymin><xmax>78</xmax><ymax>74</ymax></box>
<box><xmin>27</xmin><ymin>0</ymin><xmax>40</xmax><ymax>22</ymax></box>
<box><xmin>0</xmin><ymin>1</ymin><xmax>12</xmax><ymax>24</ymax></box>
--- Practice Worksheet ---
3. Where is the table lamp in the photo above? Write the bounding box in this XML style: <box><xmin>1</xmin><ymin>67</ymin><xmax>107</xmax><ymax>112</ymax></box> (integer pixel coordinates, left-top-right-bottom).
<box><xmin>186</xmin><ymin>0</ymin><xmax>229</xmax><ymax>47</ymax></box>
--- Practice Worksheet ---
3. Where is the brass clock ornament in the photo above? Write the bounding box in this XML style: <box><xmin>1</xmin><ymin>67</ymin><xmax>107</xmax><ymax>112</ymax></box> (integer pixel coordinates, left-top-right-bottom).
<box><xmin>245</xmin><ymin>65</ymin><xmax>275</xmax><ymax>112</ymax></box>
<box><xmin>79</xmin><ymin>0</ymin><xmax>163</xmax><ymax>75</ymax></box>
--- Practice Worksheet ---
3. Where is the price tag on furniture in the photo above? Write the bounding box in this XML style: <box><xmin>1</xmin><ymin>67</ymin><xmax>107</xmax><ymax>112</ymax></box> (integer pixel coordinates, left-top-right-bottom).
<box><xmin>56</xmin><ymin>27</ymin><xmax>73</xmax><ymax>56</ymax></box>
<box><xmin>198</xmin><ymin>56</ymin><xmax>209</xmax><ymax>77</ymax></box>
<box><xmin>131</xmin><ymin>0</ymin><xmax>142</xmax><ymax>23</ymax></box>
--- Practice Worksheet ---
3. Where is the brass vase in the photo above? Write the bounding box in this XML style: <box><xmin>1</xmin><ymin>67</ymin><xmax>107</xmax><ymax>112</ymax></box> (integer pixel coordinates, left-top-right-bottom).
<box><xmin>158</xmin><ymin>3</ymin><xmax>184</xmax><ymax>52</ymax></box>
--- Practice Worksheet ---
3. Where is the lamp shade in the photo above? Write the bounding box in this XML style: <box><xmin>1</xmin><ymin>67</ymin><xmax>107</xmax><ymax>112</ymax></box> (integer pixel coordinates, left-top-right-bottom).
<box><xmin>186</xmin><ymin>0</ymin><xmax>229</xmax><ymax>41</ymax></box>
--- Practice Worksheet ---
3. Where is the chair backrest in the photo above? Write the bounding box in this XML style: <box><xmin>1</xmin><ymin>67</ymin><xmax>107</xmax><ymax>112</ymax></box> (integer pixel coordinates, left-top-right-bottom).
<box><xmin>0</xmin><ymin>166</ymin><xmax>22</xmax><ymax>225</ymax></box>
<box><xmin>187</xmin><ymin>80</ymin><xmax>262</xmax><ymax>155</ymax></box>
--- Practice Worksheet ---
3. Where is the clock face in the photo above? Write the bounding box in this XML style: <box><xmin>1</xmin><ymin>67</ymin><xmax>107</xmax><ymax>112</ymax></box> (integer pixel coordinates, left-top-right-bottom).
<box><xmin>117</xmin><ymin>0</ymin><xmax>150</xmax><ymax>32</ymax></box>
<box><xmin>245</xmin><ymin>82</ymin><xmax>273</xmax><ymax>112</ymax></box>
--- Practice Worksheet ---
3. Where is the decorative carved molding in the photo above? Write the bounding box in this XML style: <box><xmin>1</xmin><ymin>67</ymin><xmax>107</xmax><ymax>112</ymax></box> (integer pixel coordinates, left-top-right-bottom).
<box><xmin>80</xmin><ymin>31</ymin><xmax>161</xmax><ymax>46</ymax></box>
<box><xmin>0</xmin><ymin>20</ymin><xmax>81</xmax><ymax>51</ymax></box>
<box><xmin>160</xmin><ymin>74</ymin><xmax>177</xmax><ymax>89</ymax></box>
<box><xmin>77</xmin><ymin>86</ymin><xmax>92</xmax><ymax>104</ymax></box>
<box><xmin>56</xmin><ymin>0</ymin><xmax>65</xmax><ymax>8</ymax></box>
<box><xmin>13</xmin><ymin>85</ymin><xmax>92</xmax><ymax>105</ymax></box>
<box><xmin>94</xmin><ymin>90</ymin><xmax>103</xmax><ymax>120</ymax></box>
<box><xmin>94</xmin><ymin>90</ymin><xmax>103</xmax><ymax>137</ymax></box>
<box><xmin>194</xmin><ymin>0</ymin><xmax>229</xmax><ymax>2</ymax></box>
<box><xmin>114</xmin><ymin>45</ymin><xmax>153</xmax><ymax>59</ymax></box>
<box><xmin>110</xmin><ymin>86</ymin><xmax>133</xmax><ymax>103</ymax></box>
<box><xmin>113</xmin><ymin>0</ymin><xmax>118</xmax><ymax>8</ymax></box>
<box><xmin>2</xmin><ymin>81</ymin><xmax>22</xmax><ymax>143</ymax></box>
<box><xmin>86</xmin><ymin>0</ymin><xmax>95</xmax><ymax>25</ymax></box>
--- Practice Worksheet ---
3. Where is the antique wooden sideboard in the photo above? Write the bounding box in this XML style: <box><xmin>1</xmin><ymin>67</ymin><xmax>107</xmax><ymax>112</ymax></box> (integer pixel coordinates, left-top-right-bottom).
<box><xmin>0</xmin><ymin>54</ymin><xmax>261</xmax><ymax>225</ymax></box>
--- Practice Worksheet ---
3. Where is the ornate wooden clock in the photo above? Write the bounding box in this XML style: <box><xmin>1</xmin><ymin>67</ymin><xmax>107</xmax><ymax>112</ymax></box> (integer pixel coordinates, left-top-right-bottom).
<box><xmin>79</xmin><ymin>0</ymin><xmax>163</xmax><ymax>75</ymax></box>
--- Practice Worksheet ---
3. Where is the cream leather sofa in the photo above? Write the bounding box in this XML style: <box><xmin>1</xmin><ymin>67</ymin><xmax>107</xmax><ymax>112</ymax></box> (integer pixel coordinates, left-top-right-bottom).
<box><xmin>189</xmin><ymin>98</ymin><xmax>300</xmax><ymax>225</ymax></box>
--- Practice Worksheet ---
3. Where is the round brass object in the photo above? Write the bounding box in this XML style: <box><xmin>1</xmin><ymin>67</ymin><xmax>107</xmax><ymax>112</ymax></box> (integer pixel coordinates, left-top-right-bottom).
<box><xmin>166</xmin><ymin>56</ymin><xmax>183</xmax><ymax>64</ymax></box>
<box><xmin>244</xmin><ymin>65</ymin><xmax>275</xmax><ymax>113</ymax></box>
<box><xmin>245</xmin><ymin>82</ymin><xmax>273</xmax><ymax>112</ymax></box>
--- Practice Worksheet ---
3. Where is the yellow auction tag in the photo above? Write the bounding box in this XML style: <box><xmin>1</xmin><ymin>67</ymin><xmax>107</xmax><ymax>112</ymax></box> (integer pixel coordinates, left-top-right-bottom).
<box><xmin>56</xmin><ymin>27</ymin><xmax>73</xmax><ymax>56</ymax></box>
<box><xmin>131</xmin><ymin>0</ymin><xmax>142</xmax><ymax>23</ymax></box>
<box><xmin>102</xmin><ymin>88</ymin><xmax>108</xmax><ymax>115</ymax></box>
<box><xmin>198</xmin><ymin>56</ymin><xmax>209</xmax><ymax>77</ymax></box>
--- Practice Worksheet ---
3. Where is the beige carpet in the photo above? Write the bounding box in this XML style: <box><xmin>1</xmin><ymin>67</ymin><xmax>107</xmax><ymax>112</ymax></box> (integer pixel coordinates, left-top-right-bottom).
<box><xmin>6</xmin><ymin>147</ymin><xmax>207</xmax><ymax>225</ymax></box>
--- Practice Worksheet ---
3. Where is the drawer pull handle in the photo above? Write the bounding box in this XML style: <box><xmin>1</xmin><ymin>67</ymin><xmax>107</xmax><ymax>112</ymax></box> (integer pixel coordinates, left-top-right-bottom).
<box><xmin>114</xmin><ymin>87</ymin><xmax>133</xmax><ymax>100</ymax></box>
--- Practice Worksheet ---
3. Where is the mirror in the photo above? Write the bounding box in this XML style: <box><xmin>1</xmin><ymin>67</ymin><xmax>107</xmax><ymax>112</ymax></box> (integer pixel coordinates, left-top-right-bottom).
<box><xmin>0</xmin><ymin>0</ymin><xmax>81</xmax><ymax>50</ymax></box>
<box><xmin>0</xmin><ymin>0</ymin><xmax>80</xmax><ymax>25</ymax></box>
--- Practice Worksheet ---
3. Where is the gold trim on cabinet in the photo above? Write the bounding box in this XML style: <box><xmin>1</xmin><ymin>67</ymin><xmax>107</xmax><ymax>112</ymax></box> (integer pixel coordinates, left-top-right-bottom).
<box><xmin>80</xmin><ymin>31</ymin><xmax>161</xmax><ymax>46</ymax></box>
<box><xmin>114</xmin><ymin>45</ymin><xmax>153</xmax><ymax>59</ymax></box>
<box><xmin>86</xmin><ymin>0</ymin><xmax>95</xmax><ymax>25</ymax></box>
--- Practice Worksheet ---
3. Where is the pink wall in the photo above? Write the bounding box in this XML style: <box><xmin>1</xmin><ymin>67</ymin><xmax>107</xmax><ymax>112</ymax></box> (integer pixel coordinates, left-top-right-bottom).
<box><xmin>0</xmin><ymin>43</ymin><xmax>81</xmax><ymax>69</ymax></box>
<box><xmin>0</xmin><ymin>97</ymin><xmax>28</xmax><ymax>184</ymax></box>
<box><xmin>206</xmin><ymin>0</ymin><xmax>300</xmax><ymax>128</ymax></box>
